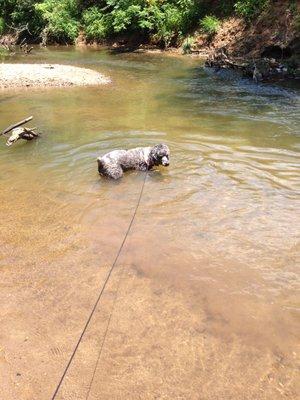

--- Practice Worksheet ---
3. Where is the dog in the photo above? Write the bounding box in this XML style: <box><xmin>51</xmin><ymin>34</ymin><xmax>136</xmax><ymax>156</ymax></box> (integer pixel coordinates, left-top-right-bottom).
<box><xmin>97</xmin><ymin>143</ymin><xmax>170</xmax><ymax>179</ymax></box>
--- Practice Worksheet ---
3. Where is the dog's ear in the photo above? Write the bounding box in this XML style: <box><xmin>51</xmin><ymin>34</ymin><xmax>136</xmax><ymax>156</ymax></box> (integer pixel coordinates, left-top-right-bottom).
<box><xmin>161</xmin><ymin>144</ymin><xmax>170</xmax><ymax>157</ymax></box>
<box><xmin>149</xmin><ymin>145</ymin><xmax>161</xmax><ymax>166</ymax></box>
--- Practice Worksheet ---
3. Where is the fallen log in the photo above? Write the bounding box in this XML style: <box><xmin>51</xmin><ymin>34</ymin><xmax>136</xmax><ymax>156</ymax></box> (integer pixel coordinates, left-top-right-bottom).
<box><xmin>205</xmin><ymin>48</ymin><xmax>296</xmax><ymax>82</ymax></box>
<box><xmin>1</xmin><ymin>116</ymin><xmax>33</xmax><ymax>136</ymax></box>
<box><xmin>1</xmin><ymin>116</ymin><xmax>40</xmax><ymax>146</ymax></box>
<box><xmin>19</xmin><ymin>38</ymin><xmax>27</xmax><ymax>48</ymax></box>
<box><xmin>20</xmin><ymin>41</ymin><xmax>34</xmax><ymax>54</ymax></box>
<box><xmin>25</xmin><ymin>46</ymin><xmax>34</xmax><ymax>54</ymax></box>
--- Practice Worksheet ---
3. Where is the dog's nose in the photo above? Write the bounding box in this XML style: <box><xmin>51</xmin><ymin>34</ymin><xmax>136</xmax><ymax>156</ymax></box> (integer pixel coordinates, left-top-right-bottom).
<box><xmin>162</xmin><ymin>158</ymin><xmax>169</xmax><ymax>166</ymax></box>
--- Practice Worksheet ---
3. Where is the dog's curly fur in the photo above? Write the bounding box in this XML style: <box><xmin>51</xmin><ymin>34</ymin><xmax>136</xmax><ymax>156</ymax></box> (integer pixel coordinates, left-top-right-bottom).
<box><xmin>97</xmin><ymin>143</ymin><xmax>170</xmax><ymax>179</ymax></box>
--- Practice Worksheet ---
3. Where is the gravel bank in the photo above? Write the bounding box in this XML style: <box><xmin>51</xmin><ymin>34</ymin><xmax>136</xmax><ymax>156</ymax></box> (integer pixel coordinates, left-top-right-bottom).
<box><xmin>0</xmin><ymin>63</ymin><xmax>110</xmax><ymax>88</ymax></box>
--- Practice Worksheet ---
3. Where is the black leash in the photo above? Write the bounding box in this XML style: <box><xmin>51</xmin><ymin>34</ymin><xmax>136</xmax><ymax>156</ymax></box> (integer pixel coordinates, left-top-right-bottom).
<box><xmin>51</xmin><ymin>172</ymin><xmax>147</xmax><ymax>400</ymax></box>
<box><xmin>85</xmin><ymin>261</ymin><xmax>125</xmax><ymax>400</ymax></box>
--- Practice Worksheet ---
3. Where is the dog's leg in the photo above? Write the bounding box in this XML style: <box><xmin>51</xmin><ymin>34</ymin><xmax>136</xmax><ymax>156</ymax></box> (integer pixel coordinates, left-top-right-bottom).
<box><xmin>98</xmin><ymin>158</ymin><xmax>123</xmax><ymax>179</ymax></box>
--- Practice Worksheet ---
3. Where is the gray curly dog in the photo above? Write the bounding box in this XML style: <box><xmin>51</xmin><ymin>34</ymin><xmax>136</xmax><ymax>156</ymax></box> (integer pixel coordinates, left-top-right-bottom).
<box><xmin>97</xmin><ymin>143</ymin><xmax>170</xmax><ymax>179</ymax></box>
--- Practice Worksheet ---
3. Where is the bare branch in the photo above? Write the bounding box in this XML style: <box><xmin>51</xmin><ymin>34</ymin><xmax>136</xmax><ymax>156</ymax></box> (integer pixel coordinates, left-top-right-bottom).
<box><xmin>1</xmin><ymin>116</ymin><xmax>33</xmax><ymax>136</ymax></box>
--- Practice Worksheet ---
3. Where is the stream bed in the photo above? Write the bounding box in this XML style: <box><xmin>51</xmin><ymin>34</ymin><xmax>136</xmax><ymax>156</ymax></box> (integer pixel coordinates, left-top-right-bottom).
<box><xmin>0</xmin><ymin>47</ymin><xmax>299</xmax><ymax>400</ymax></box>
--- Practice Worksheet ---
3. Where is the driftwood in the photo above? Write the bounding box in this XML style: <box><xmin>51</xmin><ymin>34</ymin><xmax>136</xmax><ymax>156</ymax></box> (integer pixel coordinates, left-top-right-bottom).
<box><xmin>20</xmin><ymin>39</ymin><xmax>34</xmax><ymax>54</ymax></box>
<box><xmin>205</xmin><ymin>47</ymin><xmax>291</xmax><ymax>82</ymax></box>
<box><xmin>205</xmin><ymin>48</ymin><xmax>254</xmax><ymax>74</ymax></box>
<box><xmin>1</xmin><ymin>116</ymin><xmax>33</xmax><ymax>136</ymax></box>
<box><xmin>1</xmin><ymin>116</ymin><xmax>40</xmax><ymax>146</ymax></box>
<box><xmin>0</xmin><ymin>27</ymin><xmax>34</xmax><ymax>55</ymax></box>
<box><xmin>6</xmin><ymin>127</ymin><xmax>39</xmax><ymax>146</ymax></box>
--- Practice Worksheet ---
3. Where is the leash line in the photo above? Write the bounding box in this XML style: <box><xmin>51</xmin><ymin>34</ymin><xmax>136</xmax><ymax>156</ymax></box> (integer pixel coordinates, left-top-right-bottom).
<box><xmin>51</xmin><ymin>173</ymin><xmax>147</xmax><ymax>400</ymax></box>
<box><xmin>85</xmin><ymin>263</ymin><xmax>125</xmax><ymax>400</ymax></box>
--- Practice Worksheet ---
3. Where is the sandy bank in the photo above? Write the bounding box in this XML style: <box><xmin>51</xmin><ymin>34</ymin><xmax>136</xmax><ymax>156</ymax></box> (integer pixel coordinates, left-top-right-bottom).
<box><xmin>0</xmin><ymin>63</ymin><xmax>110</xmax><ymax>88</ymax></box>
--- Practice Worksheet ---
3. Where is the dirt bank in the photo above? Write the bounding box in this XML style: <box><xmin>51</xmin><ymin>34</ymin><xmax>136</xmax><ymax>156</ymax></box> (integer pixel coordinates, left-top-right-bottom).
<box><xmin>0</xmin><ymin>64</ymin><xmax>110</xmax><ymax>88</ymax></box>
<box><xmin>193</xmin><ymin>1</ymin><xmax>299</xmax><ymax>60</ymax></box>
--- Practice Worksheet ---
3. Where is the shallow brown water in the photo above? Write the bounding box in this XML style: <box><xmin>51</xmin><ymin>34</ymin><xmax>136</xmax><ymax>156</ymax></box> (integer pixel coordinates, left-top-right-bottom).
<box><xmin>0</xmin><ymin>47</ymin><xmax>299</xmax><ymax>400</ymax></box>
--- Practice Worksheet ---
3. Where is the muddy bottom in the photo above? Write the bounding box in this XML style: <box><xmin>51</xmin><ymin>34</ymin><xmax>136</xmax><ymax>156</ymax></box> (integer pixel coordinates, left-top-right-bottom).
<box><xmin>0</xmin><ymin>47</ymin><xmax>299</xmax><ymax>400</ymax></box>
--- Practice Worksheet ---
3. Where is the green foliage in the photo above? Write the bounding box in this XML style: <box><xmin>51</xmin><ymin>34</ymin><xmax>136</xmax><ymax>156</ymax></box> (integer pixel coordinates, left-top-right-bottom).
<box><xmin>288</xmin><ymin>0</ymin><xmax>298</xmax><ymax>16</ymax></box>
<box><xmin>82</xmin><ymin>1</ymin><xmax>158</xmax><ymax>42</ymax></box>
<box><xmin>151</xmin><ymin>4</ymin><xmax>183</xmax><ymax>47</ymax></box>
<box><xmin>35</xmin><ymin>0</ymin><xmax>79</xmax><ymax>43</ymax></box>
<box><xmin>0</xmin><ymin>0</ymin><xmax>294</xmax><ymax>47</ymax></box>
<box><xmin>81</xmin><ymin>0</ymin><xmax>200</xmax><ymax>48</ymax></box>
<box><xmin>182</xmin><ymin>35</ymin><xmax>194</xmax><ymax>54</ymax></box>
<box><xmin>83</xmin><ymin>7</ymin><xmax>108</xmax><ymax>40</ymax></box>
<box><xmin>153</xmin><ymin>0</ymin><xmax>200</xmax><ymax>47</ymax></box>
<box><xmin>294</xmin><ymin>13</ymin><xmax>300</xmax><ymax>33</ymax></box>
<box><xmin>0</xmin><ymin>0</ymin><xmax>42</xmax><ymax>34</ymax></box>
<box><xmin>0</xmin><ymin>0</ymin><xmax>200</xmax><ymax>46</ymax></box>
<box><xmin>234</xmin><ymin>0</ymin><xmax>269</xmax><ymax>20</ymax></box>
<box><xmin>0</xmin><ymin>17</ymin><xmax>5</xmax><ymax>35</ymax></box>
<box><xmin>217</xmin><ymin>1</ymin><xmax>236</xmax><ymax>16</ymax></box>
<box><xmin>200</xmin><ymin>15</ymin><xmax>220</xmax><ymax>35</ymax></box>
<box><xmin>0</xmin><ymin>47</ymin><xmax>9</xmax><ymax>61</ymax></box>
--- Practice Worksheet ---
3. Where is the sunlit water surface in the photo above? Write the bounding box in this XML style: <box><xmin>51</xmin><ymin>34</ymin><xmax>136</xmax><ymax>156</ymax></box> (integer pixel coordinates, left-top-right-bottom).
<box><xmin>0</xmin><ymin>47</ymin><xmax>299</xmax><ymax>400</ymax></box>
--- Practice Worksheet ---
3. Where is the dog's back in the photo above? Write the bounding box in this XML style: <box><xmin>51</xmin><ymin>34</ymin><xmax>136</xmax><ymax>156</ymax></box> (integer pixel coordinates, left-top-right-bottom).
<box><xmin>98</xmin><ymin>148</ymin><xmax>149</xmax><ymax>169</ymax></box>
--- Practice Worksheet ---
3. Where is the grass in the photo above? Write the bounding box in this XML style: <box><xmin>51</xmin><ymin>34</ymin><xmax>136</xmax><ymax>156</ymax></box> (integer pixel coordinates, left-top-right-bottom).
<box><xmin>200</xmin><ymin>15</ymin><xmax>220</xmax><ymax>35</ymax></box>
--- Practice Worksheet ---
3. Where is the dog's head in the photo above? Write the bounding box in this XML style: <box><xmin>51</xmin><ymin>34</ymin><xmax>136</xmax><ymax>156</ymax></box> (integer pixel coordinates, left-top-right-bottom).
<box><xmin>150</xmin><ymin>144</ymin><xmax>170</xmax><ymax>167</ymax></box>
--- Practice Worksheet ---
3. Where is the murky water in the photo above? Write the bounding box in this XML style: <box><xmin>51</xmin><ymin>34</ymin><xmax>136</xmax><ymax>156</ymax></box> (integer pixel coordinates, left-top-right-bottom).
<box><xmin>0</xmin><ymin>47</ymin><xmax>299</xmax><ymax>400</ymax></box>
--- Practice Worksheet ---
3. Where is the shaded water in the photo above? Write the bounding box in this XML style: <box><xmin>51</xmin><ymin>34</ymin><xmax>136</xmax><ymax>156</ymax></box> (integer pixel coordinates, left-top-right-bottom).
<box><xmin>0</xmin><ymin>48</ymin><xmax>299</xmax><ymax>400</ymax></box>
